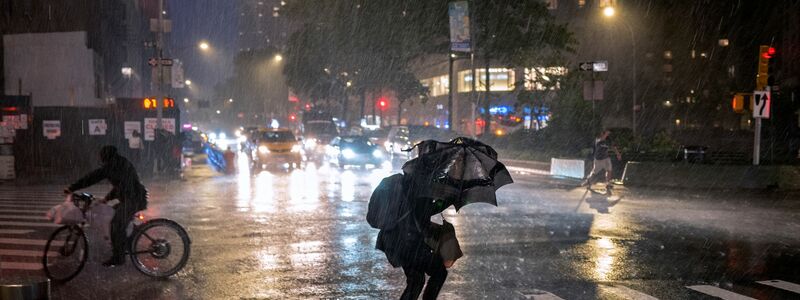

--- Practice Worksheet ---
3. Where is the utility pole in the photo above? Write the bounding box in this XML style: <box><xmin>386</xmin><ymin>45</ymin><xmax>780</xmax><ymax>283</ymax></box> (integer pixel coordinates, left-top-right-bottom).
<box><xmin>447</xmin><ymin>53</ymin><xmax>455</xmax><ymax>131</ymax></box>
<box><xmin>155</xmin><ymin>0</ymin><xmax>165</xmax><ymax>130</ymax></box>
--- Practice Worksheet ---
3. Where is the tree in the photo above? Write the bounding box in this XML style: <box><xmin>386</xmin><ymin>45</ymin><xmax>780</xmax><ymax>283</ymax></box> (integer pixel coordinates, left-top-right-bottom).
<box><xmin>469</xmin><ymin>0</ymin><xmax>574</xmax><ymax>135</ymax></box>
<box><xmin>283</xmin><ymin>0</ymin><xmax>447</xmax><ymax>124</ymax></box>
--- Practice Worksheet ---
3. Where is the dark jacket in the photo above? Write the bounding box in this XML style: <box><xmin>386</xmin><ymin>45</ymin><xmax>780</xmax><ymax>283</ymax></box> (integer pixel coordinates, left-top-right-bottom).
<box><xmin>69</xmin><ymin>153</ymin><xmax>147</xmax><ymax>208</ymax></box>
<box><xmin>376</xmin><ymin>172</ymin><xmax>445</xmax><ymax>268</ymax></box>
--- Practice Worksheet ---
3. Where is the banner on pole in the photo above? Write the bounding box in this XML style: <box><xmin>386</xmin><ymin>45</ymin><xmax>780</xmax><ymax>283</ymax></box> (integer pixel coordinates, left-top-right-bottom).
<box><xmin>449</xmin><ymin>1</ymin><xmax>471</xmax><ymax>52</ymax></box>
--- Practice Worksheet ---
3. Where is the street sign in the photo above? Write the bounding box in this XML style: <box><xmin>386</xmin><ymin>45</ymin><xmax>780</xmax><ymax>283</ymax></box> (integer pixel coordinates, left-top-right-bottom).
<box><xmin>160</xmin><ymin>59</ymin><xmax>173</xmax><ymax>66</ymax></box>
<box><xmin>148</xmin><ymin>58</ymin><xmax>158</xmax><ymax>66</ymax></box>
<box><xmin>88</xmin><ymin>119</ymin><xmax>107</xmax><ymax>136</ymax></box>
<box><xmin>579</xmin><ymin>62</ymin><xmax>593</xmax><ymax>71</ymax></box>
<box><xmin>583</xmin><ymin>80</ymin><xmax>604</xmax><ymax>101</ymax></box>
<box><xmin>753</xmin><ymin>89</ymin><xmax>771</xmax><ymax>118</ymax></box>
<box><xmin>593</xmin><ymin>60</ymin><xmax>608</xmax><ymax>72</ymax></box>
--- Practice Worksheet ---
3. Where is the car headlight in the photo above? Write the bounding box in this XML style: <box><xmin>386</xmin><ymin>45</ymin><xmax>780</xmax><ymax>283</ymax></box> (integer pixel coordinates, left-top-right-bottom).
<box><xmin>342</xmin><ymin>149</ymin><xmax>356</xmax><ymax>159</ymax></box>
<box><xmin>372</xmin><ymin>149</ymin><xmax>383</xmax><ymax>158</ymax></box>
<box><xmin>304</xmin><ymin>138</ymin><xmax>317</xmax><ymax>149</ymax></box>
<box><xmin>292</xmin><ymin>144</ymin><xmax>302</xmax><ymax>153</ymax></box>
<box><xmin>258</xmin><ymin>145</ymin><xmax>270</xmax><ymax>154</ymax></box>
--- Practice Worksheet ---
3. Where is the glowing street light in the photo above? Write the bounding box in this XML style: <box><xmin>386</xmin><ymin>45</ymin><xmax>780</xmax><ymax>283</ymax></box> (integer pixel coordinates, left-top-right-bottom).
<box><xmin>603</xmin><ymin>6</ymin><xmax>616</xmax><ymax>17</ymax></box>
<box><xmin>274</xmin><ymin>54</ymin><xmax>283</xmax><ymax>62</ymax></box>
<box><xmin>185</xmin><ymin>79</ymin><xmax>192</xmax><ymax>86</ymax></box>
<box><xmin>198</xmin><ymin>42</ymin><xmax>210</xmax><ymax>51</ymax></box>
<box><xmin>183</xmin><ymin>98</ymin><xmax>189</xmax><ymax>103</ymax></box>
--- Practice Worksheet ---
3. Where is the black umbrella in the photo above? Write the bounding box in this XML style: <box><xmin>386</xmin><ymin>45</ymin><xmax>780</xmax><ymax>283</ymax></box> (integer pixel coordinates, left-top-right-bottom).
<box><xmin>402</xmin><ymin>137</ymin><xmax>514</xmax><ymax>211</ymax></box>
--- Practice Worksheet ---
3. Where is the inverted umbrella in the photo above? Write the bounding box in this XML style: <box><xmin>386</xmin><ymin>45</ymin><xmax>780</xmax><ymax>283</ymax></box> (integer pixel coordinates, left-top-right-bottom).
<box><xmin>403</xmin><ymin>137</ymin><xmax>513</xmax><ymax>211</ymax></box>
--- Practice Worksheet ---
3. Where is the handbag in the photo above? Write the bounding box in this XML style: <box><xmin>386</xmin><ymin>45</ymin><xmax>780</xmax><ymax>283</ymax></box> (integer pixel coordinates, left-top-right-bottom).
<box><xmin>424</xmin><ymin>216</ymin><xmax>463</xmax><ymax>268</ymax></box>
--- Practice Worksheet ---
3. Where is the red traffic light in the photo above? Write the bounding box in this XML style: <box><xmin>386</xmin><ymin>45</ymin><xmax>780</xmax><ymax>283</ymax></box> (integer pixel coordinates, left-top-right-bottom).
<box><xmin>762</xmin><ymin>47</ymin><xmax>776</xmax><ymax>59</ymax></box>
<box><xmin>289</xmin><ymin>114</ymin><xmax>297</xmax><ymax>121</ymax></box>
<box><xmin>378</xmin><ymin>97</ymin><xmax>388</xmax><ymax>109</ymax></box>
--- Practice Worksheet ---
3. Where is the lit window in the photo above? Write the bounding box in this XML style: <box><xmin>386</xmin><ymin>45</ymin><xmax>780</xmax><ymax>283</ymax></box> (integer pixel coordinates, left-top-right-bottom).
<box><xmin>718</xmin><ymin>39</ymin><xmax>729</xmax><ymax>47</ymax></box>
<box><xmin>524</xmin><ymin>67</ymin><xmax>567</xmax><ymax>91</ymax></box>
<box><xmin>420</xmin><ymin>75</ymin><xmax>450</xmax><ymax>97</ymax></box>
<box><xmin>457</xmin><ymin>69</ymin><xmax>515</xmax><ymax>92</ymax></box>
<box><xmin>578</xmin><ymin>0</ymin><xmax>586</xmax><ymax>8</ymax></box>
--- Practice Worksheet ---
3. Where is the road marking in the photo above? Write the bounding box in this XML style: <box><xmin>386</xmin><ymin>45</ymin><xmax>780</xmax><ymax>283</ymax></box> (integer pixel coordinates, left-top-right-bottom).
<box><xmin>0</xmin><ymin>229</ymin><xmax>35</xmax><ymax>235</ymax></box>
<box><xmin>0</xmin><ymin>261</ymin><xmax>43</xmax><ymax>271</ymax></box>
<box><xmin>516</xmin><ymin>290</ymin><xmax>565</xmax><ymax>300</ymax></box>
<box><xmin>0</xmin><ymin>249</ymin><xmax>55</xmax><ymax>257</ymax></box>
<box><xmin>0</xmin><ymin>209</ymin><xmax>46</xmax><ymax>214</ymax></box>
<box><xmin>0</xmin><ymin>238</ymin><xmax>62</xmax><ymax>246</ymax></box>
<box><xmin>0</xmin><ymin>214</ymin><xmax>47</xmax><ymax>220</ymax></box>
<box><xmin>757</xmin><ymin>280</ymin><xmax>800</xmax><ymax>294</ymax></box>
<box><xmin>686</xmin><ymin>285</ymin><xmax>756</xmax><ymax>300</ymax></box>
<box><xmin>0</xmin><ymin>221</ymin><xmax>60</xmax><ymax>228</ymax></box>
<box><xmin>602</xmin><ymin>284</ymin><xmax>658</xmax><ymax>300</ymax></box>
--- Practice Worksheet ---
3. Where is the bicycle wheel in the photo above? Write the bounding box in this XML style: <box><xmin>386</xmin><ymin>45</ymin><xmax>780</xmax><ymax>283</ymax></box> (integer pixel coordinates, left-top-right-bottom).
<box><xmin>42</xmin><ymin>225</ymin><xmax>89</xmax><ymax>283</ymax></box>
<box><xmin>129</xmin><ymin>218</ymin><xmax>191</xmax><ymax>278</ymax></box>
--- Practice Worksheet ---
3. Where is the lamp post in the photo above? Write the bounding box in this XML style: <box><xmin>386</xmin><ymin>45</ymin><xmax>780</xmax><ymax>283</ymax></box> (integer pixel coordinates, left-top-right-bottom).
<box><xmin>603</xmin><ymin>7</ymin><xmax>638</xmax><ymax>138</ymax></box>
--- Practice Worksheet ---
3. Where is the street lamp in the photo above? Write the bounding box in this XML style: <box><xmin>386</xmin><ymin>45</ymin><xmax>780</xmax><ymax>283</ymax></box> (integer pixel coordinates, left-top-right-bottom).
<box><xmin>198</xmin><ymin>42</ymin><xmax>210</xmax><ymax>51</ymax></box>
<box><xmin>274</xmin><ymin>54</ymin><xmax>283</xmax><ymax>62</ymax></box>
<box><xmin>185</xmin><ymin>79</ymin><xmax>192</xmax><ymax>86</ymax></box>
<box><xmin>603</xmin><ymin>7</ymin><xmax>638</xmax><ymax>138</ymax></box>
<box><xmin>183</xmin><ymin>98</ymin><xmax>189</xmax><ymax>103</ymax></box>
<box><xmin>603</xmin><ymin>6</ymin><xmax>615</xmax><ymax>17</ymax></box>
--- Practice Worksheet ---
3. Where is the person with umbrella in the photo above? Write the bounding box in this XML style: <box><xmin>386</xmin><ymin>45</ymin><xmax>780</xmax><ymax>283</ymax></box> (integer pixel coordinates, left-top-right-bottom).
<box><xmin>373</xmin><ymin>137</ymin><xmax>513</xmax><ymax>299</ymax></box>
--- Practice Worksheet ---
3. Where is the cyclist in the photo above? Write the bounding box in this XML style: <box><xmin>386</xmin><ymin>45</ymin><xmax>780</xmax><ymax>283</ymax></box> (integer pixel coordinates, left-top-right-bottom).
<box><xmin>64</xmin><ymin>145</ymin><xmax>148</xmax><ymax>267</ymax></box>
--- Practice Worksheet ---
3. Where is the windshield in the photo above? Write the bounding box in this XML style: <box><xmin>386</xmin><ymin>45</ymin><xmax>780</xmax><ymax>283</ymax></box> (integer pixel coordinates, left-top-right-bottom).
<box><xmin>304</xmin><ymin>122</ymin><xmax>338</xmax><ymax>135</ymax></box>
<box><xmin>340</xmin><ymin>137</ymin><xmax>374</xmax><ymax>151</ymax></box>
<box><xmin>260</xmin><ymin>131</ymin><xmax>295</xmax><ymax>142</ymax></box>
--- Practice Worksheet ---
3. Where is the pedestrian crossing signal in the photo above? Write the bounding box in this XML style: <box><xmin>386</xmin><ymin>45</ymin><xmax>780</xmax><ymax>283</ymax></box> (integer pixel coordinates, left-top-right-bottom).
<box><xmin>142</xmin><ymin>98</ymin><xmax>174</xmax><ymax>110</ymax></box>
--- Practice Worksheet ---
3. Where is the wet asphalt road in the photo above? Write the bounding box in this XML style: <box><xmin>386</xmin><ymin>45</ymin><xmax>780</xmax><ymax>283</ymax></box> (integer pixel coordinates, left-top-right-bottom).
<box><xmin>2</xmin><ymin>155</ymin><xmax>800</xmax><ymax>299</ymax></box>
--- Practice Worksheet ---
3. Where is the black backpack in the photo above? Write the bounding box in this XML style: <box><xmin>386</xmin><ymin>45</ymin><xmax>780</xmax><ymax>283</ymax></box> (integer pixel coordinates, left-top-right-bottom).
<box><xmin>367</xmin><ymin>174</ymin><xmax>410</xmax><ymax>230</ymax></box>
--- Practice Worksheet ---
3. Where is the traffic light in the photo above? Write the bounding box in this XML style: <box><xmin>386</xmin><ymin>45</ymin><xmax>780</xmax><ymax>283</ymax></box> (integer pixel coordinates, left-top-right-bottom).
<box><xmin>756</xmin><ymin>45</ymin><xmax>774</xmax><ymax>90</ymax></box>
<box><xmin>163</xmin><ymin>98</ymin><xmax>175</xmax><ymax>108</ymax></box>
<box><xmin>732</xmin><ymin>94</ymin><xmax>745</xmax><ymax>113</ymax></box>
<box><xmin>289</xmin><ymin>114</ymin><xmax>297</xmax><ymax>121</ymax></box>
<box><xmin>378</xmin><ymin>98</ymin><xmax>388</xmax><ymax>110</ymax></box>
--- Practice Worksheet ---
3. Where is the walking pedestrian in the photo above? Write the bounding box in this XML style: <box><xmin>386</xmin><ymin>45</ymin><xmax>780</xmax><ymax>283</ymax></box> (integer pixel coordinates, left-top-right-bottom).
<box><xmin>129</xmin><ymin>130</ymin><xmax>143</xmax><ymax>167</ymax></box>
<box><xmin>581</xmin><ymin>130</ymin><xmax>622</xmax><ymax>188</ymax></box>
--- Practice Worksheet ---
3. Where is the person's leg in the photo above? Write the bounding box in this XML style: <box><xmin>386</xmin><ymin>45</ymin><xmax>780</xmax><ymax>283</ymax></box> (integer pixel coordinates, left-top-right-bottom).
<box><xmin>401</xmin><ymin>266</ymin><xmax>426</xmax><ymax>300</ymax></box>
<box><xmin>107</xmin><ymin>202</ymin><xmax>138</xmax><ymax>265</ymax></box>
<box><xmin>582</xmin><ymin>159</ymin><xmax>599</xmax><ymax>186</ymax></box>
<box><xmin>422</xmin><ymin>256</ymin><xmax>448</xmax><ymax>300</ymax></box>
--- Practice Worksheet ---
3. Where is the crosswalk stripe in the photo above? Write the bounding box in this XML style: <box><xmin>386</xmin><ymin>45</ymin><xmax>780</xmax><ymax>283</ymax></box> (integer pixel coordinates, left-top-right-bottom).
<box><xmin>0</xmin><ymin>209</ymin><xmax>47</xmax><ymax>214</ymax></box>
<box><xmin>0</xmin><ymin>249</ymin><xmax>55</xmax><ymax>257</ymax></box>
<box><xmin>0</xmin><ymin>229</ymin><xmax>36</xmax><ymax>234</ymax></box>
<box><xmin>516</xmin><ymin>290</ymin><xmax>565</xmax><ymax>300</ymax></box>
<box><xmin>602</xmin><ymin>284</ymin><xmax>658</xmax><ymax>300</ymax></box>
<box><xmin>0</xmin><ymin>261</ymin><xmax>43</xmax><ymax>271</ymax></box>
<box><xmin>0</xmin><ymin>221</ymin><xmax>60</xmax><ymax>228</ymax></box>
<box><xmin>0</xmin><ymin>214</ymin><xmax>48</xmax><ymax>220</ymax></box>
<box><xmin>686</xmin><ymin>285</ymin><xmax>756</xmax><ymax>300</ymax></box>
<box><xmin>0</xmin><ymin>238</ymin><xmax>62</xmax><ymax>246</ymax></box>
<box><xmin>756</xmin><ymin>280</ymin><xmax>800</xmax><ymax>294</ymax></box>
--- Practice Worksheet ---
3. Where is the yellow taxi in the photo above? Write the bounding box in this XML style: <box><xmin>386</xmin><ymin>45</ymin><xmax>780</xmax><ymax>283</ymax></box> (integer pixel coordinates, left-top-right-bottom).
<box><xmin>251</xmin><ymin>128</ymin><xmax>304</xmax><ymax>170</ymax></box>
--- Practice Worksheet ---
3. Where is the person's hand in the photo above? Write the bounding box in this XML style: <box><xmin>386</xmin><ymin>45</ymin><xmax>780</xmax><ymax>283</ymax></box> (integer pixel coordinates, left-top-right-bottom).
<box><xmin>443</xmin><ymin>260</ymin><xmax>455</xmax><ymax>268</ymax></box>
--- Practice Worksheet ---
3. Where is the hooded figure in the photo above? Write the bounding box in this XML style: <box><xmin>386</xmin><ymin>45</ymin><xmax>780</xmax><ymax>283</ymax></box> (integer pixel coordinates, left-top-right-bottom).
<box><xmin>66</xmin><ymin>145</ymin><xmax>148</xmax><ymax>266</ymax></box>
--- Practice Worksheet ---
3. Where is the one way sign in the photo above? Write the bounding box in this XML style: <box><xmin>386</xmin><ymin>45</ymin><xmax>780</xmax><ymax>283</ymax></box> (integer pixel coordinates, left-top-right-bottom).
<box><xmin>753</xmin><ymin>89</ymin><xmax>771</xmax><ymax>119</ymax></box>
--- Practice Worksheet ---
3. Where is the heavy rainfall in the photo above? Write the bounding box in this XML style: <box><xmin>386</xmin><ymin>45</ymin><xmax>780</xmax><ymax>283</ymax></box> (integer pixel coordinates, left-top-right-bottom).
<box><xmin>0</xmin><ymin>0</ymin><xmax>799</xmax><ymax>299</ymax></box>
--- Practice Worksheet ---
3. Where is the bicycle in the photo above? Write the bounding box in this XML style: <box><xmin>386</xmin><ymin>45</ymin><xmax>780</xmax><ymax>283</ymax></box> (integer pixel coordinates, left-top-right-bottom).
<box><xmin>42</xmin><ymin>192</ymin><xmax>191</xmax><ymax>283</ymax></box>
